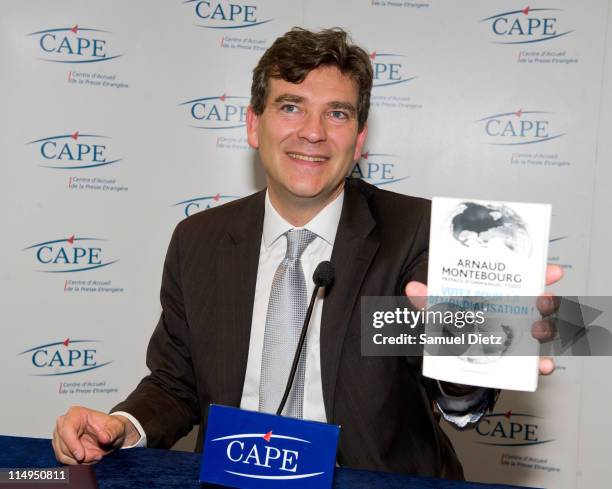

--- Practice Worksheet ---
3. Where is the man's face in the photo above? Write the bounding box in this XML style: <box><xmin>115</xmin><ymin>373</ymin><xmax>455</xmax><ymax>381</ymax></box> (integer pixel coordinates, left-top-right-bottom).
<box><xmin>247</xmin><ymin>66</ymin><xmax>368</xmax><ymax>211</ymax></box>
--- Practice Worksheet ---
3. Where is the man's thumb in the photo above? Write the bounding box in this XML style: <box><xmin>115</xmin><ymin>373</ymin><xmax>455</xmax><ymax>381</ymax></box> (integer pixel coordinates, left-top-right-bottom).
<box><xmin>405</xmin><ymin>281</ymin><xmax>428</xmax><ymax>310</ymax></box>
<box><xmin>90</xmin><ymin>415</ymin><xmax>123</xmax><ymax>445</ymax></box>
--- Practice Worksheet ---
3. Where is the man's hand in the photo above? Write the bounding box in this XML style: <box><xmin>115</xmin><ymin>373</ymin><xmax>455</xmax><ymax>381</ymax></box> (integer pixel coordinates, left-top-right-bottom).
<box><xmin>405</xmin><ymin>263</ymin><xmax>564</xmax><ymax>376</ymax></box>
<box><xmin>52</xmin><ymin>406</ymin><xmax>139</xmax><ymax>464</ymax></box>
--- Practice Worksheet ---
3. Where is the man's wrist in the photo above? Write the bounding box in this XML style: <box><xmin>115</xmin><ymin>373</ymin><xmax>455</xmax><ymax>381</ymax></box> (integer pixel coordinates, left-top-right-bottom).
<box><xmin>110</xmin><ymin>412</ymin><xmax>146</xmax><ymax>448</ymax></box>
<box><xmin>112</xmin><ymin>414</ymin><xmax>140</xmax><ymax>446</ymax></box>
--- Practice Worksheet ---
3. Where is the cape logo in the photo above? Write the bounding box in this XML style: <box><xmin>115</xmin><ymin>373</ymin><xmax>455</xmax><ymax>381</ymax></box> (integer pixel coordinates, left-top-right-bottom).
<box><xmin>370</xmin><ymin>51</ymin><xmax>417</xmax><ymax>88</ymax></box>
<box><xmin>476</xmin><ymin>108</ymin><xmax>565</xmax><ymax>145</ymax></box>
<box><xmin>179</xmin><ymin>93</ymin><xmax>249</xmax><ymax>129</ymax></box>
<box><xmin>174</xmin><ymin>194</ymin><xmax>241</xmax><ymax>217</ymax></box>
<box><xmin>201</xmin><ymin>405</ymin><xmax>338</xmax><ymax>488</ymax></box>
<box><xmin>351</xmin><ymin>151</ymin><xmax>409</xmax><ymax>186</ymax></box>
<box><xmin>184</xmin><ymin>1</ymin><xmax>273</xmax><ymax>29</ymax></box>
<box><xmin>27</xmin><ymin>131</ymin><xmax>121</xmax><ymax>170</ymax></box>
<box><xmin>480</xmin><ymin>6</ymin><xmax>573</xmax><ymax>44</ymax></box>
<box><xmin>475</xmin><ymin>411</ymin><xmax>554</xmax><ymax>446</ymax></box>
<box><xmin>27</xmin><ymin>24</ymin><xmax>123</xmax><ymax>63</ymax></box>
<box><xmin>23</xmin><ymin>235</ymin><xmax>118</xmax><ymax>273</ymax></box>
<box><xmin>18</xmin><ymin>339</ymin><xmax>112</xmax><ymax>376</ymax></box>
<box><xmin>213</xmin><ymin>431</ymin><xmax>322</xmax><ymax>480</ymax></box>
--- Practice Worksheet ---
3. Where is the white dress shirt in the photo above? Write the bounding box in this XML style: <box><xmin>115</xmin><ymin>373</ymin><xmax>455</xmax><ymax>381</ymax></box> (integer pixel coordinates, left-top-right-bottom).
<box><xmin>240</xmin><ymin>190</ymin><xmax>343</xmax><ymax>422</ymax></box>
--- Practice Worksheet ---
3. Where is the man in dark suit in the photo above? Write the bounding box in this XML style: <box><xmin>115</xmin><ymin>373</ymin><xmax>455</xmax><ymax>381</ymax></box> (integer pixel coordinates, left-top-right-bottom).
<box><xmin>115</xmin><ymin>178</ymin><xmax>467</xmax><ymax>478</ymax></box>
<box><xmin>52</xmin><ymin>27</ymin><xmax>559</xmax><ymax>478</ymax></box>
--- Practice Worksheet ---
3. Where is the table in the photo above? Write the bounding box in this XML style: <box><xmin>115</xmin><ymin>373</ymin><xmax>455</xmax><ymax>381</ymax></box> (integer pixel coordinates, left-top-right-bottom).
<box><xmin>0</xmin><ymin>435</ymin><xmax>534</xmax><ymax>489</ymax></box>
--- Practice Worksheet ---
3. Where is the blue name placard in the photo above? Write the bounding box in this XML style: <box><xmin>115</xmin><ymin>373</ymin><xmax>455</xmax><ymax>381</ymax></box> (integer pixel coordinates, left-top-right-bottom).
<box><xmin>200</xmin><ymin>405</ymin><xmax>340</xmax><ymax>489</ymax></box>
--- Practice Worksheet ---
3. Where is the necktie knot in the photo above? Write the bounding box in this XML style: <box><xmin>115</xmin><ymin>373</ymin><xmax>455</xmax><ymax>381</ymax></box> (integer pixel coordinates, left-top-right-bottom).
<box><xmin>285</xmin><ymin>229</ymin><xmax>316</xmax><ymax>261</ymax></box>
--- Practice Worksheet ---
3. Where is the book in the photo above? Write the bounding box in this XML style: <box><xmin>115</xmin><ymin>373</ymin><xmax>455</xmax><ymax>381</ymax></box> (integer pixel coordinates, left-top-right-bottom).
<box><xmin>422</xmin><ymin>197</ymin><xmax>551</xmax><ymax>391</ymax></box>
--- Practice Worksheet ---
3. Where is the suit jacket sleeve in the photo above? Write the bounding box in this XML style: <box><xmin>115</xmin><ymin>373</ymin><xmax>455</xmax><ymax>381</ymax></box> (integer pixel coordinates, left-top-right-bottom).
<box><xmin>398</xmin><ymin>200</ymin><xmax>429</xmax><ymax>290</ymax></box>
<box><xmin>111</xmin><ymin>222</ymin><xmax>200</xmax><ymax>448</ymax></box>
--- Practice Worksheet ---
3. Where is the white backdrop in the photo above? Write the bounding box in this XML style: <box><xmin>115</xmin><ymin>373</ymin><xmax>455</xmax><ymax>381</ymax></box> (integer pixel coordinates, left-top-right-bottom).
<box><xmin>1</xmin><ymin>1</ymin><xmax>610</xmax><ymax>488</ymax></box>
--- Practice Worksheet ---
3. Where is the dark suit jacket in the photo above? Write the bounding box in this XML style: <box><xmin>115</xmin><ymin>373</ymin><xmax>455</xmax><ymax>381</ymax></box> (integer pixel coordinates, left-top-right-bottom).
<box><xmin>112</xmin><ymin>178</ymin><xmax>464</xmax><ymax>479</ymax></box>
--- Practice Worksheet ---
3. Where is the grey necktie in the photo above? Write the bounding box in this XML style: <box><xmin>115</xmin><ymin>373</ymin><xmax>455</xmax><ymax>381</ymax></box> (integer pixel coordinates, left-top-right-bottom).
<box><xmin>259</xmin><ymin>229</ymin><xmax>316</xmax><ymax>418</ymax></box>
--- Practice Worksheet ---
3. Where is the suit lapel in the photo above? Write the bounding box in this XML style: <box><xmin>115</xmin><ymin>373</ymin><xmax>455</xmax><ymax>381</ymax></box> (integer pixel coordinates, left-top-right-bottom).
<box><xmin>320</xmin><ymin>182</ymin><xmax>379</xmax><ymax>422</ymax></box>
<box><xmin>216</xmin><ymin>191</ymin><xmax>265</xmax><ymax>406</ymax></box>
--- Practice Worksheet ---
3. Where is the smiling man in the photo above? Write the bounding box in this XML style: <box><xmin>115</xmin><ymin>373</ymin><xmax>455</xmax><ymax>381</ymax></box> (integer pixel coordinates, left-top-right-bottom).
<box><xmin>246</xmin><ymin>37</ymin><xmax>369</xmax><ymax>226</ymax></box>
<box><xmin>52</xmin><ymin>28</ymin><xmax>560</xmax><ymax>480</ymax></box>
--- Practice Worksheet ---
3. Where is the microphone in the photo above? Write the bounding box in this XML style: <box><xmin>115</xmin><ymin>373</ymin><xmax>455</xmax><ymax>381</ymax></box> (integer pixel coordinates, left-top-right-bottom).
<box><xmin>313</xmin><ymin>261</ymin><xmax>335</xmax><ymax>288</ymax></box>
<box><xmin>276</xmin><ymin>261</ymin><xmax>335</xmax><ymax>416</ymax></box>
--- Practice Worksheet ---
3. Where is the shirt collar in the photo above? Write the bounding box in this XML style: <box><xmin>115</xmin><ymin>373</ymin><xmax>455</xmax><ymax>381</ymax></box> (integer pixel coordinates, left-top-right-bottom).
<box><xmin>263</xmin><ymin>189</ymin><xmax>344</xmax><ymax>249</ymax></box>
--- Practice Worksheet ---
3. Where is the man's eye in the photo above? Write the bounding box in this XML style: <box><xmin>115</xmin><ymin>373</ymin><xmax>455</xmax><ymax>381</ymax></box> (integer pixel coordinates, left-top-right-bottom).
<box><xmin>281</xmin><ymin>104</ymin><xmax>299</xmax><ymax>113</ymax></box>
<box><xmin>329</xmin><ymin>110</ymin><xmax>348</xmax><ymax>120</ymax></box>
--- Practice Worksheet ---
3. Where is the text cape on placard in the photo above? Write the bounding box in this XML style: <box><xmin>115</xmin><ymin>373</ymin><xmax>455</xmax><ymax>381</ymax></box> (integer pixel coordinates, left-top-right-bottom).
<box><xmin>422</xmin><ymin>197</ymin><xmax>551</xmax><ymax>391</ymax></box>
<box><xmin>200</xmin><ymin>405</ymin><xmax>339</xmax><ymax>489</ymax></box>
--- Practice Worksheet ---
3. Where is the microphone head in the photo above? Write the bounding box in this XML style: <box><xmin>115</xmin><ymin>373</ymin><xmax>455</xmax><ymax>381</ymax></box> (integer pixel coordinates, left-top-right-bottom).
<box><xmin>313</xmin><ymin>261</ymin><xmax>335</xmax><ymax>287</ymax></box>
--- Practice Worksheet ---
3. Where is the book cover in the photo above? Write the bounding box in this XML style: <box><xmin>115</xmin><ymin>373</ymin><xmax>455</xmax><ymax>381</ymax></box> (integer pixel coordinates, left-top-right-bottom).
<box><xmin>422</xmin><ymin>197</ymin><xmax>551</xmax><ymax>391</ymax></box>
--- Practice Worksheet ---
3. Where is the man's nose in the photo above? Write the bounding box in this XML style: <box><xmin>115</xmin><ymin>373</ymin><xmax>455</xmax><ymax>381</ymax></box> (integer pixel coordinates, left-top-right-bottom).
<box><xmin>297</xmin><ymin>113</ymin><xmax>327</xmax><ymax>143</ymax></box>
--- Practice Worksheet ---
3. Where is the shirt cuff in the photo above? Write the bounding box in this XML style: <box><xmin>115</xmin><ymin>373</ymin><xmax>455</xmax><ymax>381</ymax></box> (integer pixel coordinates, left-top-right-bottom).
<box><xmin>434</xmin><ymin>381</ymin><xmax>497</xmax><ymax>429</ymax></box>
<box><xmin>110</xmin><ymin>411</ymin><xmax>147</xmax><ymax>448</ymax></box>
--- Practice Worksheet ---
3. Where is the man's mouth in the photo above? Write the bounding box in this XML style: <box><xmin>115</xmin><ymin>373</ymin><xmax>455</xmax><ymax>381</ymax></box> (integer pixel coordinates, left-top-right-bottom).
<box><xmin>287</xmin><ymin>152</ymin><xmax>329</xmax><ymax>163</ymax></box>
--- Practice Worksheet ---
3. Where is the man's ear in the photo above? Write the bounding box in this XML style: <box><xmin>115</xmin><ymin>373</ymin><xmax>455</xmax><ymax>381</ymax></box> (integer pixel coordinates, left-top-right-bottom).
<box><xmin>353</xmin><ymin>123</ymin><xmax>368</xmax><ymax>161</ymax></box>
<box><xmin>246</xmin><ymin>106</ymin><xmax>260</xmax><ymax>149</ymax></box>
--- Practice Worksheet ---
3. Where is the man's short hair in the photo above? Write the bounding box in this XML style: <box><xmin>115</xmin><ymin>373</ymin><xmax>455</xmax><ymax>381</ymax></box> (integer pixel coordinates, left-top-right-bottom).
<box><xmin>251</xmin><ymin>27</ymin><xmax>373</xmax><ymax>131</ymax></box>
